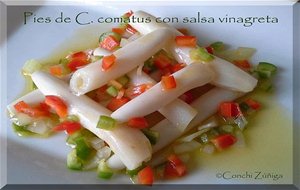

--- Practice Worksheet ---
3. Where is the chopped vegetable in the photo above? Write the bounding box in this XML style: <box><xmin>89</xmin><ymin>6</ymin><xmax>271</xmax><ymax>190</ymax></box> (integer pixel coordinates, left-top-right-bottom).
<box><xmin>233</xmin><ymin>60</ymin><xmax>251</xmax><ymax>71</ymax></box>
<box><xmin>201</xmin><ymin>143</ymin><xmax>216</xmax><ymax>154</ymax></box>
<box><xmin>161</xmin><ymin>75</ymin><xmax>176</xmax><ymax>90</ymax></box>
<box><xmin>164</xmin><ymin>154</ymin><xmax>187</xmax><ymax>178</ymax></box>
<box><xmin>67</xmin><ymin>58</ymin><xmax>89</xmax><ymax>71</ymax></box>
<box><xmin>153</xmin><ymin>53</ymin><xmax>172</xmax><ymax>70</ymax></box>
<box><xmin>219</xmin><ymin>102</ymin><xmax>241</xmax><ymax>118</ymax></box>
<box><xmin>106</xmin><ymin>97</ymin><xmax>130</xmax><ymax>111</ymax></box>
<box><xmin>97</xmin><ymin>159</ymin><xmax>114</xmax><ymax>179</ymax></box>
<box><xmin>97</xmin><ymin>115</ymin><xmax>116</xmax><ymax>130</ymax></box>
<box><xmin>99</xmin><ymin>35</ymin><xmax>120</xmax><ymax>51</ymax></box>
<box><xmin>211</xmin><ymin>134</ymin><xmax>237</xmax><ymax>150</ymax></box>
<box><xmin>12</xmin><ymin>123</ymin><xmax>36</xmax><ymax>137</ymax></box>
<box><xmin>175</xmin><ymin>36</ymin><xmax>197</xmax><ymax>47</ymax></box>
<box><xmin>52</xmin><ymin>121</ymin><xmax>82</xmax><ymax>135</ymax></box>
<box><xmin>125</xmin><ymin>84</ymin><xmax>153</xmax><ymax>99</ymax></box>
<box><xmin>127</xmin><ymin>117</ymin><xmax>149</xmax><ymax>129</ymax></box>
<box><xmin>234</xmin><ymin>115</ymin><xmax>248</xmax><ymax>131</ymax></box>
<box><xmin>112</xmin><ymin>27</ymin><xmax>125</xmax><ymax>35</ymax></box>
<box><xmin>137</xmin><ymin>166</ymin><xmax>154</xmax><ymax>185</ymax></box>
<box><xmin>108</xmin><ymin>80</ymin><xmax>123</xmax><ymax>90</ymax></box>
<box><xmin>190</xmin><ymin>47</ymin><xmax>214</xmax><ymax>62</ymax></box>
<box><xmin>245</xmin><ymin>99</ymin><xmax>261</xmax><ymax>110</ymax></box>
<box><xmin>74</xmin><ymin>137</ymin><xmax>91</xmax><ymax>160</ymax></box>
<box><xmin>102</xmin><ymin>54</ymin><xmax>116</xmax><ymax>71</ymax></box>
<box><xmin>256</xmin><ymin>62</ymin><xmax>277</xmax><ymax>78</ymax></box>
<box><xmin>210</xmin><ymin>41</ymin><xmax>225</xmax><ymax>51</ymax></box>
<box><xmin>22</xmin><ymin>59</ymin><xmax>42</xmax><ymax>75</ymax></box>
<box><xmin>14</xmin><ymin>101</ymin><xmax>50</xmax><ymax>118</ymax></box>
<box><xmin>67</xmin><ymin>149</ymin><xmax>83</xmax><ymax>170</ymax></box>
<box><xmin>49</xmin><ymin>65</ymin><xmax>63</xmax><ymax>76</ymax></box>
<box><xmin>205</xmin><ymin>46</ymin><xmax>214</xmax><ymax>54</ymax></box>
<box><xmin>45</xmin><ymin>95</ymin><xmax>68</xmax><ymax>118</ymax></box>
<box><xmin>106</xmin><ymin>86</ymin><xmax>118</xmax><ymax>97</ymax></box>
<box><xmin>142</xmin><ymin>129</ymin><xmax>159</xmax><ymax>145</ymax></box>
<box><xmin>116</xmin><ymin>75</ymin><xmax>130</xmax><ymax>87</ymax></box>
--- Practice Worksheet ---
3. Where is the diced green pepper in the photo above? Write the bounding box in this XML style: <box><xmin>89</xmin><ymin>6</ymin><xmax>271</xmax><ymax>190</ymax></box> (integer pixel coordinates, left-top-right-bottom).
<box><xmin>190</xmin><ymin>47</ymin><xmax>214</xmax><ymax>62</ymax></box>
<box><xmin>210</xmin><ymin>41</ymin><xmax>225</xmax><ymax>51</ymax></box>
<box><xmin>12</xmin><ymin>123</ymin><xmax>35</xmax><ymax>137</ymax></box>
<box><xmin>117</xmin><ymin>75</ymin><xmax>130</xmax><ymax>87</ymax></box>
<box><xmin>106</xmin><ymin>86</ymin><xmax>118</xmax><ymax>97</ymax></box>
<box><xmin>74</xmin><ymin>137</ymin><xmax>91</xmax><ymax>160</ymax></box>
<box><xmin>220</xmin><ymin>125</ymin><xmax>234</xmax><ymax>134</ymax></box>
<box><xmin>97</xmin><ymin>115</ymin><xmax>116</xmax><ymax>130</ymax></box>
<box><xmin>239</xmin><ymin>102</ymin><xmax>250</xmax><ymax>112</ymax></box>
<box><xmin>90</xmin><ymin>55</ymin><xmax>103</xmax><ymax>63</ymax></box>
<box><xmin>67</xmin><ymin>149</ymin><xmax>83</xmax><ymax>170</ymax></box>
<box><xmin>97</xmin><ymin>159</ymin><xmax>113</xmax><ymax>179</ymax></box>
<box><xmin>256</xmin><ymin>62</ymin><xmax>277</xmax><ymax>79</ymax></box>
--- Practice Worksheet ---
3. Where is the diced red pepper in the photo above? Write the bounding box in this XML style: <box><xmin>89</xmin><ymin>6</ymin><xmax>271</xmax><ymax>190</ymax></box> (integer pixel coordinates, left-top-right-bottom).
<box><xmin>70</xmin><ymin>51</ymin><xmax>88</xmax><ymax>60</ymax></box>
<box><xmin>205</xmin><ymin>46</ymin><xmax>214</xmax><ymax>54</ymax></box>
<box><xmin>126</xmin><ymin>25</ymin><xmax>137</xmax><ymax>34</ymax></box>
<box><xmin>112</xmin><ymin>27</ymin><xmax>125</xmax><ymax>35</ymax></box>
<box><xmin>245</xmin><ymin>99</ymin><xmax>261</xmax><ymax>110</ymax></box>
<box><xmin>49</xmin><ymin>65</ymin><xmax>63</xmax><ymax>76</ymax></box>
<box><xmin>211</xmin><ymin>134</ymin><xmax>237</xmax><ymax>150</ymax></box>
<box><xmin>171</xmin><ymin>63</ymin><xmax>186</xmax><ymax>73</ymax></box>
<box><xmin>53</xmin><ymin>121</ymin><xmax>82</xmax><ymax>135</ymax></box>
<box><xmin>164</xmin><ymin>154</ymin><xmax>187</xmax><ymax>178</ymax></box>
<box><xmin>95</xmin><ymin>85</ymin><xmax>111</xmax><ymax>102</ymax></box>
<box><xmin>176</xmin><ymin>28</ymin><xmax>189</xmax><ymax>36</ymax></box>
<box><xmin>67</xmin><ymin>58</ymin><xmax>89</xmax><ymax>71</ymax></box>
<box><xmin>45</xmin><ymin>95</ymin><xmax>68</xmax><ymax>118</ymax></box>
<box><xmin>219</xmin><ymin>102</ymin><xmax>241</xmax><ymax>118</ymax></box>
<box><xmin>179</xmin><ymin>91</ymin><xmax>195</xmax><ymax>104</ymax></box>
<box><xmin>100</xmin><ymin>35</ymin><xmax>120</xmax><ymax>51</ymax></box>
<box><xmin>161</xmin><ymin>75</ymin><xmax>176</xmax><ymax>90</ymax></box>
<box><xmin>38</xmin><ymin>102</ymin><xmax>50</xmax><ymax>113</ymax></box>
<box><xmin>125</xmin><ymin>83</ymin><xmax>153</xmax><ymax>99</ymax></box>
<box><xmin>175</xmin><ymin>36</ymin><xmax>197</xmax><ymax>47</ymax></box>
<box><xmin>137</xmin><ymin>166</ymin><xmax>154</xmax><ymax>186</ymax></box>
<box><xmin>102</xmin><ymin>54</ymin><xmax>116</xmax><ymax>71</ymax></box>
<box><xmin>106</xmin><ymin>97</ymin><xmax>130</xmax><ymax>111</ymax></box>
<box><xmin>233</xmin><ymin>60</ymin><xmax>251</xmax><ymax>71</ymax></box>
<box><xmin>127</xmin><ymin>117</ymin><xmax>149</xmax><ymax>129</ymax></box>
<box><xmin>153</xmin><ymin>53</ymin><xmax>172</xmax><ymax>70</ymax></box>
<box><xmin>14</xmin><ymin>101</ymin><xmax>50</xmax><ymax>118</ymax></box>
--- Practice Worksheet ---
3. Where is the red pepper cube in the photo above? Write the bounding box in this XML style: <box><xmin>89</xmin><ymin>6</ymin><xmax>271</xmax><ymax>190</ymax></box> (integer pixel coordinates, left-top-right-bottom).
<box><xmin>67</xmin><ymin>58</ymin><xmax>89</xmax><ymax>71</ymax></box>
<box><xmin>153</xmin><ymin>53</ymin><xmax>172</xmax><ymax>70</ymax></box>
<box><xmin>219</xmin><ymin>102</ymin><xmax>241</xmax><ymax>118</ymax></box>
<box><xmin>211</xmin><ymin>134</ymin><xmax>237</xmax><ymax>150</ymax></box>
<box><xmin>245</xmin><ymin>99</ymin><xmax>261</xmax><ymax>110</ymax></box>
<box><xmin>233</xmin><ymin>60</ymin><xmax>251</xmax><ymax>71</ymax></box>
<box><xmin>161</xmin><ymin>75</ymin><xmax>176</xmax><ymax>90</ymax></box>
<box><xmin>127</xmin><ymin>117</ymin><xmax>149</xmax><ymax>129</ymax></box>
<box><xmin>175</xmin><ymin>36</ymin><xmax>197</xmax><ymax>47</ymax></box>
<box><xmin>102</xmin><ymin>54</ymin><xmax>116</xmax><ymax>71</ymax></box>
<box><xmin>106</xmin><ymin>97</ymin><xmax>130</xmax><ymax>111</ymax></box>
<box><xmin>45</xmin><ymin>95</ymin><xmax>68</xmax><ymax>118</ymax></box>
<box><xmin>137</xmin><ymin>166</ymin><xmax>154</xmax><ymax>186</ymax></box>
<box><xmin>100</xmin><ymin>35</ymin><xmax>120</xmax><ymax>51</ymax></box>
<box><xmin>205</xmin><ymin>46</ymin><xmax>214</xmax><ymax>54</ymax></box>
<box><xmin>164</xmin><ymin>154</ymin><xmax>187</xmax><ymax>178</ymax></box>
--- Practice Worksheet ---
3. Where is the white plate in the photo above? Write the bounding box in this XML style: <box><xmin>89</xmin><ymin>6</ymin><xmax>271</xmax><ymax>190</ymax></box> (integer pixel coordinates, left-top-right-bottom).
<box><xmin>4</xmin><ymin>3</ymin><xmax>293</xmax><ymax>185</ymax></box>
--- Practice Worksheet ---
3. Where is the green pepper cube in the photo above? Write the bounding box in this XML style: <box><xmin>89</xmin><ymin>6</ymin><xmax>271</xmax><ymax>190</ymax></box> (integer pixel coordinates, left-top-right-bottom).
<box><xmin>97</xmin><ymin>115</ymin><xmax>116</xmax><ymax>130</ymax></box>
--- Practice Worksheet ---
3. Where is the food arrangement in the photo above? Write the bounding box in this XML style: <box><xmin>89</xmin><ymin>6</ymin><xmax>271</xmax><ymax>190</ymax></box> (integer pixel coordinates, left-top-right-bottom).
<box><xmin>7</xmin><ymin>10</ymin><xmax>278</xmax><ymax>185</ymax></box>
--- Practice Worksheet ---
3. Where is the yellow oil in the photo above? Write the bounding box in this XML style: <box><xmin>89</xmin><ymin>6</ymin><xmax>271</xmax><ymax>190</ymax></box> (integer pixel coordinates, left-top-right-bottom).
<box><xmin>188</xmin><ymin>91</ymin><xmax>293</xmax><ymax>184</ymax></box>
